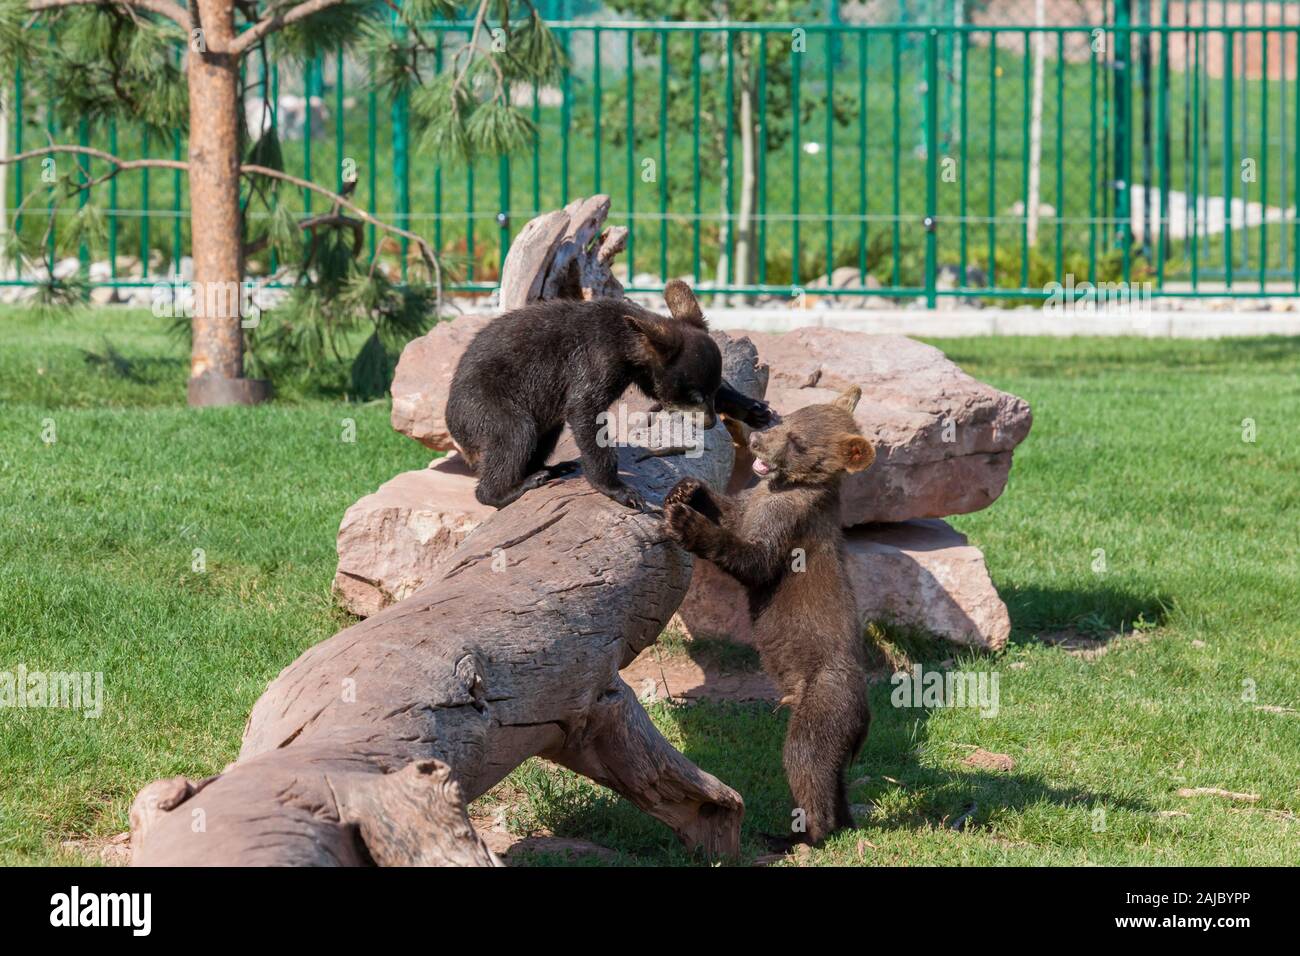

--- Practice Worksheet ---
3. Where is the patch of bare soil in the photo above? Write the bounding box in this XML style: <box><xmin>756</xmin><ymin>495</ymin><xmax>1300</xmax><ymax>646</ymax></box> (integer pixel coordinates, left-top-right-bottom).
<box><xmin>620</xmin><ymin>651</ymin><xmax>778</xmax><ymax>703</ymax></box>
<box><xmin>961</xmin><ymin>748</ymin><xmax>1017</xmax><ymax>773</ymax></box>
<box><xmin>1038</xmin><ymin>627</ymin><xmax>1153</xmax><ymax>661</ymax></box>
<box><xmin>61</xmin><ymin>831</ymin><xmax>131</xmax><ymax>866</ymax></box>
<box><xmin>471</xmin><ymin>818</ymin><xmax>618</xmax><ymax>865</ymax></box>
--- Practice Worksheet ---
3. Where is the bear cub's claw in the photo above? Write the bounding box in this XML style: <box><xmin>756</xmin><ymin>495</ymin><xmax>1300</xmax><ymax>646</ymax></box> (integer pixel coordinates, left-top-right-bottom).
<box><xmin>663</xmin><ymin>477</ymin><xmax>705</xmax><ymax>511</ymax></box>
<box><xmin>605</xmin><ymin>483</ymin><xmax>647</xmax><ymax>512</ymax></box>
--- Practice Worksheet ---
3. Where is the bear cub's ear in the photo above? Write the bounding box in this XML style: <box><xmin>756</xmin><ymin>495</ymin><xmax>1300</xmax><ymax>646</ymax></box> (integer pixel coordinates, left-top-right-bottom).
<box><xmin>625</xmin><ymin>313</ymin><xmax>684</xmax><ymax>360</ymax></box>
<box><xmin>837</xmin><ymin>434</ymin><xmax>875</xmax><ymax>473</ymax></box>
<box><xmin>663</xmin><ymin>279</ymin><xmax>708</xmax><ymax>329</ymax></box>
<box><xmin>833</xmin><ymin>385</ymin><xmax>862</xmax><ymax>412</ymax></box>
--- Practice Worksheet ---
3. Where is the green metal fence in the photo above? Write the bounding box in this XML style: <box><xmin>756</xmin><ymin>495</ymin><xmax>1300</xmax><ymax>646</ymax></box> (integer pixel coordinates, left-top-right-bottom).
<box><xmin>4</xmin><ymin>10</ymin><xmax>1300</xmax><ymax>305</ymax></box>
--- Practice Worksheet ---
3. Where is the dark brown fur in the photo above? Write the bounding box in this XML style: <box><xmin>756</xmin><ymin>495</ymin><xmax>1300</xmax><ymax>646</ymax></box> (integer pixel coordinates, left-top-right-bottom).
<box><xmin>663</xmin><ymin>387</ymin><xmax>875</xmax><ymax>846</ymax></box>
<box><xmin>446</xmin><ymin>280</ymin><xmax>722</xmax><ymax>510</ymax></box>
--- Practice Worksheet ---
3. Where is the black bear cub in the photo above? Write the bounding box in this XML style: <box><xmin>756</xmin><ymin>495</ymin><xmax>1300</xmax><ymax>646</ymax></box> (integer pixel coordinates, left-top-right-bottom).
<box><xmin>446</xmin><ymin>280</ymin><xmax>756</xmax><ymax>512</ymax></box>
<box><xmin>663</xmin><ymin>386</ymin><xmax>875</xmax><ymax>846</ymax></box>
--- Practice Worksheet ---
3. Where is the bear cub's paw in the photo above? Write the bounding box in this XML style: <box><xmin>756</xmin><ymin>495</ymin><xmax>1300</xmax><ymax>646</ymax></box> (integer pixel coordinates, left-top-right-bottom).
<box><xmin>664</xmin><ymin>501</ymin><xmax>714</xmax><ymax>549</ymax></box>
<box><xmin>604</xmin><ymin>483</ymin><xmax>647</xmax><ymax>512</ymax></box>
<box><xmin>663</xmin><ymin>477</ymin><xmax>706</xmax><ymax>511</ymax></box>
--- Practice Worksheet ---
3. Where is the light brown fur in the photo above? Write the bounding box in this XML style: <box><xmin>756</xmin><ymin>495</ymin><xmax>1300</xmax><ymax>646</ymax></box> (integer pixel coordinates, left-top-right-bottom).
<box><xmin>663</xmin><ymin>387</ymin><xmax>874</xmax><ymax>845</ymax></box>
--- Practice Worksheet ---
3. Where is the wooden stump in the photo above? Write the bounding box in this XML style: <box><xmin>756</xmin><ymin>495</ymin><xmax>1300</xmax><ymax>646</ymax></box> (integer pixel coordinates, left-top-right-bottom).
<box><xmin>498</xmin><ymin>195</ymin><xmax>628</xmax><ymax>311</ymax></box>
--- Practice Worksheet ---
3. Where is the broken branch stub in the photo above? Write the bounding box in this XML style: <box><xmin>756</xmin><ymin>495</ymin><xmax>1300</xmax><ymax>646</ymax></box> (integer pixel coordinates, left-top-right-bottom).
<box><xmin>498</xmin><ymin>194</ymin><xmax>627</xmax><ymax>310</ymax></box>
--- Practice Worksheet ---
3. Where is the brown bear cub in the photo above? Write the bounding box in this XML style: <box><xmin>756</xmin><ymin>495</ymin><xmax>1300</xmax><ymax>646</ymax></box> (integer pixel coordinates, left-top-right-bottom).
<box><xmin>663</xmin><ymin>386</ymin><xmax>875</xmax><ymax>846</ymax></box>
<box><xmin>446</xmin><ymin>280</ymin><xmax>771</xmax><ymax>511</ymax></box>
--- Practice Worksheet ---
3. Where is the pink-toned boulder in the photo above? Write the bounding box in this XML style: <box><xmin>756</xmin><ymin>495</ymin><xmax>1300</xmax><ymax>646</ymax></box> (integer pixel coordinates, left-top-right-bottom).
<box><xmin>748</xmin><ymin>329</ymin><xmax>1032</xmax><ymax>524</ymax></box>
<box><xmin>332</xmin><ymin>455</ymin><xmax>492</xmax><ymax>617</ymax></box>
<box><xmin>673</xmin><ymin>518</ymin><xmax>1009</xmax><ymax>652</ymax></box>
<box><xmin>668</xmin><ymin>559</ymin><xmax>751</xmax><ymax>645</ymax></box>
<box><xmin>390</xmin><ymin>315</ymin><xmax>491</xmax><ymax>451</ymax></box>
<box><xmin>844</xmin><ymin>519</ymin><xmax>1010</xmax><ymax>652</ymax></box>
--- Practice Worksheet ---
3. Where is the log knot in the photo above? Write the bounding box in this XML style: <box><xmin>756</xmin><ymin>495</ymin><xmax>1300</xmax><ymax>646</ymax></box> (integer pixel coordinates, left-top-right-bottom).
<box><xmin>453</xmin><ymin>653</ymin><xmax>488</xmax><ymax>714</ymax></box>
<box><xmin>128</xmin><ymin>774</ymin><xmax>215</xmax><ymax>845</ymax></box>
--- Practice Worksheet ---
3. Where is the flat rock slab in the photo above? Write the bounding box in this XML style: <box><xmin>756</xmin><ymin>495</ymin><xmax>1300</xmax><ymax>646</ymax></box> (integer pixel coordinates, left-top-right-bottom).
<box><xmin>333</xmin><ymin>455</ymin><xmax>492</xmax><ymax>617</ymax></box>
<box><xmin>747</xmin><ymin>329</ymin><xmax>1032</xmax><ymax>524</ymax></box>
<box><xmin>674</xmin><ymin>518</ymin><xmax>1009</xmax><ymax>652</ymax></box>
<box><xmin>390</xmin><ymin>314</ymin><xmax>492</xmax><ymax>451</ymax></box>
<box><xmin>668</xmin><ymin>558</ymin><xmax>753</xmax><ymax>645</ymax></box>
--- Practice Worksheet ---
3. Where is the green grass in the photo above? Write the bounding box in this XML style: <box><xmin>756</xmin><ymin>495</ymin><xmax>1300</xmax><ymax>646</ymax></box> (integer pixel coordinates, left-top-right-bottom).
<box><xmin>1</xmin><ymin>307</ymin><xmax>1298</xmax><ymax>865</ymax></box>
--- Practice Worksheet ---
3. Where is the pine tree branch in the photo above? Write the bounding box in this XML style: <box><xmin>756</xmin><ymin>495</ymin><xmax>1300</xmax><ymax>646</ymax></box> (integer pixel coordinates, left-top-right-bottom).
<box><xmin>0</xmin><ymin>144</ymin><xmax>443</xmax><ymax>308</ymax></box>
<box><xmin>0</xmin><ymin>145</ymin><xmax>187</xmax><ymax>190</ymax></box>
<box><xmin>243</xmin><ymin>211</ymin><xmax>362</xmax><ymax>258</ymax></box>
<box><xmin>241</xmin><ymin>163</ymin><xmax>442</xmax><ymax>303</ymax></box>
<box><xmin>452</xmin><ymin>0</ymin><xmax>490</xmax><ymax>87</ymax></box>
<box><xmin>27</xmin><ymin>0</ymin><xmax>189</xmax><ymax>29</ymax></box>
<box><xmin>228</xmin><ymin>0</ymin><xmax>351</xmax><ymax>56</ymax></box>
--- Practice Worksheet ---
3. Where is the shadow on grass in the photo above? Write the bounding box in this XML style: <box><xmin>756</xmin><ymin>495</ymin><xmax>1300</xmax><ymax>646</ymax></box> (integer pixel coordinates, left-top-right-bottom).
<box><xmin>81</xmin><ymin>342</ymin><xmax>186</xmax><ymax>386</ymax></box>
<box><xmin>680</xmin><ymin>693</ymin><xmax>1152</xmax><ymax>857</ymax></box>
<box><xmin>509</xmin><ymin>585</ymin><xmax>1169</xmax><ymax>865</ymax></box>
<box><xmin>848</xmin><ymin>691</ymin><xmax>1155</xmax><ymax>830</ymax></box>
<box><xmin>1000</xmin><ymin>582</ymin><xmax>1171</xmax><ymax>651</ymax></box>
<box><xmin>506</xmin><ymin>683</ymin><xmax>1153</xmax><ymax>867</ymax></box>
<box><xmin>1211</xmin><ymin>335</ymin><xmax>1300</xmax><ymax>365</ymax></box>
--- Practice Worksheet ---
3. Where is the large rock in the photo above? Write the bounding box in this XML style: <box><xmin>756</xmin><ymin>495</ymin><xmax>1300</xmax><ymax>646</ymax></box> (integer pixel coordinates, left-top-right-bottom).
<box><xmin>672</xmin><ymin>519</ymin><xmax>1009</xmax><ymax>652</ymax></box>
<box><xmin>747</xmin><ymin>329</ymin><xmax>1032</xmax><ymax>524</ymax></box>
<box><xmin>390</xmin><ymin>315</ymin><xmax>491</xmax><ymax>451</ymax></box>
<box><xmin>332</xmin><ymin>455</ymin><xmax>492</xmax><ymax>617</ymax></box>
<box><xmin>668</xmin><ymin>559</ymin><xmax>752</xmax><ymax>645</ymax></box>
<box><xmin>844</xmin><ymin>520</ymin><xmax>1010</xmax><ymax>652</ymax></box>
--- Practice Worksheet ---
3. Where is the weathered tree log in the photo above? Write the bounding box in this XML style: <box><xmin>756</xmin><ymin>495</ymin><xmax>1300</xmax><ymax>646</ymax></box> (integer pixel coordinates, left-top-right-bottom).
<box><xmin>130</xmin><ymin>377</ymin><xmax>756</xmax><ymax>867</ymax></box>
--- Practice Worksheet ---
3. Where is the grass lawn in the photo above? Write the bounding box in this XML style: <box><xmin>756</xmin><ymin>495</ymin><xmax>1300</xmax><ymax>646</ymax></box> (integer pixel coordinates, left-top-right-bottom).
<box><xmin>1</xmin><ymin>306</ymin><xmax>1297</xmax><ymax>866</ymax></box>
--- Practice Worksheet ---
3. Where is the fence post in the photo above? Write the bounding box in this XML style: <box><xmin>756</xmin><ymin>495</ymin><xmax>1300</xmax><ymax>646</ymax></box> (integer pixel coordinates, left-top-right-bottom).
<box><xmin>925</xmin><ymin>28</ymin><xmax>938</xmax><ymax>309</ymax></box>
<box><xmin>78</xmin><ymin>116</ymin><xmax>89</xmax><ymax>278</ymax></box>
<box><xmin>1113</xmin><ymin>0</ymin><xmax>1133</xmax><ymax>281</ymax></box>
<box><xmin>1223</xmin><ymin>30</ymin><xmax>1234</xmax><ymax>290</ymax></box>
<box><xmin>498</xmin><ymin>154</ymin><xmax>510</xmax><ymax>276</ymax></box>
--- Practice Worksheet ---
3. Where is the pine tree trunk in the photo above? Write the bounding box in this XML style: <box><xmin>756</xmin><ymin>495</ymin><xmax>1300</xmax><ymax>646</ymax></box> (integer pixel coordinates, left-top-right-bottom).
<box><xmin>185</xmin><ymin>0</ymin><xmax>267</xmax><ymax>406</ymax></box>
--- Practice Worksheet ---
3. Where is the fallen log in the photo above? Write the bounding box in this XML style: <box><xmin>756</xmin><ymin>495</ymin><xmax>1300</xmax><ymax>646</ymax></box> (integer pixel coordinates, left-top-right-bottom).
<box><xmin>130</xmin><ymin>360</ymin><xmax>758</xmax><ymax>866</ymax></box>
